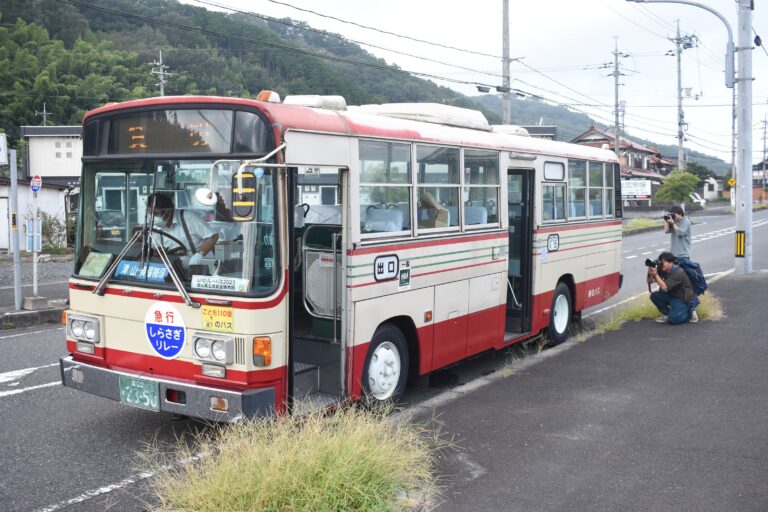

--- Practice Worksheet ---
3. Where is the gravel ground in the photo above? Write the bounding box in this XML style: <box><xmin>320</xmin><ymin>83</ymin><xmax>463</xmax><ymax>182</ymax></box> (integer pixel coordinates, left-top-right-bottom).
<box><xmin>0</xmin><ymin>260</ymin><xmax>74</xmax><ymax>287</ymax></box>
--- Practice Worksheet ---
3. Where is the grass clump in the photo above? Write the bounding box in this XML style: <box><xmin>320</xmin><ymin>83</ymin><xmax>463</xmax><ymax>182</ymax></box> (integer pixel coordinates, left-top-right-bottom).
<box><xmin>623</xmin><ymin>218</ymin><xmax>665</xmax><ymax>234</ymax></box>
<box><xmin>594</xmin><ymin>292</ymin><xmax>723</xmax><ymax>334</ymax></box>
<box><xmin>146</xmin><ymin>405</ymin><xmax>437</xmax><ymax>512</ymax></box>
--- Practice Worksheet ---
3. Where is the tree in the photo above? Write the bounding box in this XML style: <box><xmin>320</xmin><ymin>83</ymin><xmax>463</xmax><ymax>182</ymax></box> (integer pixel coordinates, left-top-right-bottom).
<box><xmin>653</xmin><ymin>169</ymin><xmax>700</xmax><ymax>204</ymax></box>
<box><xmin>686</xmin><ymin>161</ymin><xmax>716</xmax><ymax>184</ymax></box>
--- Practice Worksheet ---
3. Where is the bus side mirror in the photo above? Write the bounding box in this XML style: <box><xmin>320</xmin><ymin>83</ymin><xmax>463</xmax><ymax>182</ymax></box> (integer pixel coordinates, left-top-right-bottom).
<box><xmin>230</xmin><ymin>169</ymin><xmax>258</xmax><ymax>222</ymax></box>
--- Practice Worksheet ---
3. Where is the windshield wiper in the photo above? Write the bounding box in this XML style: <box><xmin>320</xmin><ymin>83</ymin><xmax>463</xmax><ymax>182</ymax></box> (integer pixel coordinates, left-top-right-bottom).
<box><xmin>92</xmin><ymin>227</ymin><xmax>200</xmax><ymax>309</ymax></box>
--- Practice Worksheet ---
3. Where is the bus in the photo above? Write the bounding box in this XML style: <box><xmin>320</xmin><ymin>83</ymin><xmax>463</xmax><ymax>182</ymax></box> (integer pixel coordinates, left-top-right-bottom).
<box><xmin>60</xmin><ymin>93</ymin><xmax>622</xmax><ymax>421</ymax></box>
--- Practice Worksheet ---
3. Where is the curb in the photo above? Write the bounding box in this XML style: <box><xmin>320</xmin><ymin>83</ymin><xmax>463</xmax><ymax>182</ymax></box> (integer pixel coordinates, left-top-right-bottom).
<box><xmin>1</xmin><ymin>306</ymin><xmax>67</xmax><ymax>330</ymax></box>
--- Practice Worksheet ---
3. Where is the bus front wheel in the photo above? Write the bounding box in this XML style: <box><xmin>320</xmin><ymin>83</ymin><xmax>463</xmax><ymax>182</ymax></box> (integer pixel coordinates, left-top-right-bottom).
<box><xmin>547</xmin><ymin>282</ymin><xmax>572</xmax><ymax>345</ymax></box>
<box><xmin>362</xmin><ymin>324</ymin><xmax>409</xmax><ymax>405</ymax></box>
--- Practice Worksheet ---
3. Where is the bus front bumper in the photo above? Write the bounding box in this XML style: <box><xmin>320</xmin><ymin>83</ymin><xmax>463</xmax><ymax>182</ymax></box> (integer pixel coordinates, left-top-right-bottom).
<box><xmin>60</xmin><ymin>356</ymin><xmax>275</xmax><ymax>423</ymax></box>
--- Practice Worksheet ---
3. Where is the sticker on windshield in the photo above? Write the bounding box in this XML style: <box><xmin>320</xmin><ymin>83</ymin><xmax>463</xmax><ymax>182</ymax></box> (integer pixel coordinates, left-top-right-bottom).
<box><xmin>145</xmin><ymin>302</ymin><xmax>186</xmax><ymax>359</ymax></box>
<box><xmin>191</xmin><ymin>275</ymin><xmax>250</xmax><ymax>293</ymax></box>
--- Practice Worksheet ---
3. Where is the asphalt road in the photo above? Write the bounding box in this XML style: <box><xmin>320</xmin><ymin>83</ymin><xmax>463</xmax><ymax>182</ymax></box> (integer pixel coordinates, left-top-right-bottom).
<box><xmin>2</xmin><ymin>209</ymin><xmax>767</xmax><ymax>512</ymax></box>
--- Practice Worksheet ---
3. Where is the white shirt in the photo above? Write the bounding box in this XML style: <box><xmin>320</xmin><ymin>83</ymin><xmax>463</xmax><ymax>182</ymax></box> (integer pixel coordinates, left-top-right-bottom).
<box><xmin>155</xmin><ymin>210</ymin><xmax>215</xmax><ymax>255</ymax></box>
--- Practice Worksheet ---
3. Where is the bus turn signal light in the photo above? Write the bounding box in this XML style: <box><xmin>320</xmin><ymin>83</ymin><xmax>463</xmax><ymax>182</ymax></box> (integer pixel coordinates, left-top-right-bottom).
<box><xmin>61</xmin><ymin>310</ymin><xmax>67</xmax><ymax>326</ymax></box>
<box><xmin>253</xmin><ymin>337</ymin><xmax>271</xmax><ymax>367</ymax></box>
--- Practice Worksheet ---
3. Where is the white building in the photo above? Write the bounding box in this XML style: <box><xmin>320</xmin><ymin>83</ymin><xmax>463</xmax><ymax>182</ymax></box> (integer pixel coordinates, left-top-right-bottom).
<box><xmin>20</xmin><ymin>125</ymin><xmax>82</xmax><ymax>187</ymax></box>
<box><xmin>0</xmin><ymin>177</ymin><xmax>68</xmax><ymax>251</ymax></box>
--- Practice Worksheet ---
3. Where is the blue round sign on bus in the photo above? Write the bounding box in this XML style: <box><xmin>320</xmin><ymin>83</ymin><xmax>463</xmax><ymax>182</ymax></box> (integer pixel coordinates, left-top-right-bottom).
<box><xmin>144</xmin><ymin>302</ymin><xmax>186</xmax><ymax>359</ymax></box>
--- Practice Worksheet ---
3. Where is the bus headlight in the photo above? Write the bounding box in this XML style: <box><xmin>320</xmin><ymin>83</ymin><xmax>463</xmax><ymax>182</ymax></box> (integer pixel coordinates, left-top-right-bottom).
<box><xmin>67</xmin><ymin>314</ymin><xmax>100</xmax><ymax>343</ymax></box>
<box><xmin>192</xmin><ymin>334</ymin><xmax>233</xmax><ymax>365</ymax></box>
<box><xmin>195</xmin><ymin>338</ymin><xmax>212</xmax><ymax>359</ymax></box>
<box><xmin>211</xmin><ymin>340</ymin><xmax>227</xmax><ymax>361</ymax></box>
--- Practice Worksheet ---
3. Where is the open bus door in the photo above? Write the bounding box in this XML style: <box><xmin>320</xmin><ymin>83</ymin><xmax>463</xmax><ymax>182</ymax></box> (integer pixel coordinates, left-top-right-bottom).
<box><xmin>505</xmin><ymin>169</ymin><xmax>533</xmax><ymax>337</ymax></box>
<box><xmin>287</xmin><ymin>166</ymin><xmax>346</xmax><ymax>415</ymax></box>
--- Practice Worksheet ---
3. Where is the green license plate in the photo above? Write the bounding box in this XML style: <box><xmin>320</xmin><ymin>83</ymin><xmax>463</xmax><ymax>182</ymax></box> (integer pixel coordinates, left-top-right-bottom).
<box><xmin>119</xmin><ymin>375</ymin><xmax>160</xmax><ymax>411</ymax></box>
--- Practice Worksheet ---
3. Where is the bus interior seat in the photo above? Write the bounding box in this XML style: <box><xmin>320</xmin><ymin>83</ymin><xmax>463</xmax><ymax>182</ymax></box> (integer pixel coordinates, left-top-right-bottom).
<box><xmin>364</xmin><ymin>207</ymin><xmax>403</xmax><ymax>232</ymax></box>
<box><xmin>465</xmin><ymin>206</ymin><xmax>488</xmax><ymax>225</ymax></box>
<box><xmin>304</xmin><ymin>204</ymin><xmax>341</xmax><ymax>225</ymax></box>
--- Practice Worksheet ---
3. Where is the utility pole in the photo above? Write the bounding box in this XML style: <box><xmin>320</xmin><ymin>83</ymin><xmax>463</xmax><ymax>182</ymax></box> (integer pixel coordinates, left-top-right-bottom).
<box><xmin>35</xmin><ymin>102</ymin><xmax>51</xmax><ymax>126</ymax></box>
<box><xmin>761</xmin><ymin>114</ymin><xmax>767</xmax><ymax>193</ymax></box>
<box><xmin>735</xmin><ymin>0</ymin><xmax>753</xmax><ymax>274</ymax></box>
<box><xmin>670</xmin><ymin>20</ymin><xmax>697</xmax><ymax>172</ymax></box>
<box><xmin>731</xmin><ymin>86</ymin><xmax>737</xmax><ymax>207</ymax></box>
<box><xmin>150</xmin><ymin>49</ymin><xmax>172</xmax><ymax>97</ymax></box>
<box><xmin>501</xmin><ymin>0</ymin><xmax>511</xmax><ymax>124</ymax></box>
<box><xmin>611</xmin><ymin>37</ymin><xmax>625</xmax><ymax>164</ymax></box>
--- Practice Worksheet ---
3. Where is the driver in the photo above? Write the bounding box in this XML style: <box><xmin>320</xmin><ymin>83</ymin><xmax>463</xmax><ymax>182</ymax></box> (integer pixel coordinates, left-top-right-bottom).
<box><xmin>146</xmin><ymin>193</ymin><xmax>219</xmax><ymax>264</ymax></box>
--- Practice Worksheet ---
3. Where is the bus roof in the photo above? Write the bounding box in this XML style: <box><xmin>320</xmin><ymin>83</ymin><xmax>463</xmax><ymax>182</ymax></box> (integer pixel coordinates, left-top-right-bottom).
<box><xmin>83</xmin><ymin>95</ymin><xmax>618</xmax><ymax>163</ymax></box>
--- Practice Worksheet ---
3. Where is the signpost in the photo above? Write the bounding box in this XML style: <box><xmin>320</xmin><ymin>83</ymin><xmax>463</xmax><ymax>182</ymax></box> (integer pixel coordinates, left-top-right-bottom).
<box><xmin>30</xmin><ymin>175</ymin><xmax>42</xmax><ymax>298</ymax></box>
<box><xmin>728</xmin><ymin>177</ymin><xmax>736</xmax><ymax>208</ymax></box>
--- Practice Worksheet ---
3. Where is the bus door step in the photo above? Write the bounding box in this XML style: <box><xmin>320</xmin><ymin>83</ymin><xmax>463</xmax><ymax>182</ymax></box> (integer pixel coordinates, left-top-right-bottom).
<box><xmin>293</xmin><ymin>361</ymin><xmax>320</xmax><ymax>398</ymax></box>
<box><xmin>293</xmin><ymin>392</ymin><xmax>339</xmax><ymax>416</ymax></box>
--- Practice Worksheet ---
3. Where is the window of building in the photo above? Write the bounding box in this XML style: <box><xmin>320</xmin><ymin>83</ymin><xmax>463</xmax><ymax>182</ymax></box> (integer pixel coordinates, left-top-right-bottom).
<box><xmin>568</xmin><ymin>160</ymin><xmax>587</xmax><ymax>219</ymax></box>
<box><xmin>55</xmin><ymin>141</ymin><xmax>61</xmax><ymax>149</ymax></box>
<box><xmin>55</xmin><ymin>152</ymin><xmax>61</xmax><ymax>159</ymax></box>
<box><xmin>66</xmin><ymin>141</ymin><xmax>72</xmax><ymax>148</ymax></box>
<box><xmin>66</xmin><ymin>152</ymin><xmax>73</xmax><ymax>159</ymax></box>
<box><xmin>416</xmin><ymin>145</ymin><xmax>460</xmax><ymax>231</ymax></box>
<box><xmin>463</xmin><ymin>149</ymin><xmax>499</xmax><ymax>227</ymax></box>
<box><xmin>359</xmin><ymin>139</ymin><xmax>412</xmax><ymax>236</ymax></box>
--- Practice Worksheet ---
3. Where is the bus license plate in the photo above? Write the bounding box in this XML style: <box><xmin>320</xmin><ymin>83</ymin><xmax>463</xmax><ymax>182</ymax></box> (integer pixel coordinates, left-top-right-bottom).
<box><xmin>119</xmin><ymin>375</ymin><xmax>160</xmax><ymax>411</ymax></box>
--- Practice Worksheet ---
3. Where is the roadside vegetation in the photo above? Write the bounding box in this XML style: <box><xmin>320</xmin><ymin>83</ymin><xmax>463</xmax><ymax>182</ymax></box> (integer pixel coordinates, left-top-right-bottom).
<box><xmin>144</xmin><ymin>405</ymin><xmax>439</xmax><ymax>512</ymax></box>
<box><xmin>623</xmin><ymin>218</ymin><xmax>665</xmax><ymax>234</ymax></box>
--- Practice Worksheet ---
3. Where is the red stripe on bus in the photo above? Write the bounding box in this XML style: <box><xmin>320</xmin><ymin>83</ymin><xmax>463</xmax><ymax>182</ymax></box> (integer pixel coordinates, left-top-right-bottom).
<box><xmin>346</xmin><ymin>259</ymin><xmax>506</xmax><ymax>288</ymax></box>
<box><xmin>533</xmin><ymin>239</ymin><xmax>621</xmax><ymax>255</ymax></box>
<box><xmin>70</xmin><ymin>271</ymin><xmax>289</xmax><ymax>310</ymax></box>
<box><xmin>347</xmin><ymin>232</ymin><xmax>507</xmax><ymax>256</ymax></box>
<box><xmin>68</xmin><ymin>340</ymin><xmax>287</xmax><ymax>392</ymax></box>
<box><xmin>534</xmin><ymin>220</ymin><xmax>622</xmax><ymax>234</ymax></box>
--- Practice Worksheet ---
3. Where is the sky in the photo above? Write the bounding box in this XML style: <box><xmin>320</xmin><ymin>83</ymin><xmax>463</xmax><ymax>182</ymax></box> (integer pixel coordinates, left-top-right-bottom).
<box><xmin>185</xmin><ymin>0</ymin><xmax>768</xmax><ymax>165</ymax></box>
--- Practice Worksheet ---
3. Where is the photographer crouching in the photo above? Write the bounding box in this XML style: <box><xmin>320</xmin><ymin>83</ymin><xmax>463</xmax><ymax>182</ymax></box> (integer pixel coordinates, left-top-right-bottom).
<box><xmin>646</xmin><ymin>251</ymin><xmax>699</xmax><ymax>325</ymax></box>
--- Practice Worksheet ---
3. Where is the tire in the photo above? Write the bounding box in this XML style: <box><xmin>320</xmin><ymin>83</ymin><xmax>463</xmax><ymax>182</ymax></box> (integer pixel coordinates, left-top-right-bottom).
<box><xmin>547</xmin><ymin>282</ymin><xmax>572</xmax><ymax>345</ymax></box>
<box><xmin>361</xmin><ymin>324</ymin><xmax>409</xmax><ymax>405</ymax></box>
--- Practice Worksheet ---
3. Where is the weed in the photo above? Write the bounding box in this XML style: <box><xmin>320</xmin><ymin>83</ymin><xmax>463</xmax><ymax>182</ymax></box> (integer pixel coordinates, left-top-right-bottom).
<box><xmin>144</xmin><ymin>405</ymin><xmax>439</xmax><ymax>512</ymax></box>
<box><xmin>623</xmin><ymin>218</ymin><xmax>665</xmax><ymax>234</ymax></box>
<box><xmin>3</xmin><ymin>322</ymin><xmax>13</xmax><ymax>330</ymax></box>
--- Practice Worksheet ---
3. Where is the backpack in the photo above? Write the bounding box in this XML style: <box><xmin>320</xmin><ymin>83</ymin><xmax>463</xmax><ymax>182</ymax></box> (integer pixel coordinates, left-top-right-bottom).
<box><xmin>675</xmin><ymin>257</ymin><xmax>708</xmax><ymax>296</ymax></box>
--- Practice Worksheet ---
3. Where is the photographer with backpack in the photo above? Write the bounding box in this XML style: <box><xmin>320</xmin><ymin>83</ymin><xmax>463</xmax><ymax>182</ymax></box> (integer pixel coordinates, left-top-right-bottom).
<box><xmin>647</xmin><ymin>251</ymin><xmax>699</xmax><ymax>325</ymax></box>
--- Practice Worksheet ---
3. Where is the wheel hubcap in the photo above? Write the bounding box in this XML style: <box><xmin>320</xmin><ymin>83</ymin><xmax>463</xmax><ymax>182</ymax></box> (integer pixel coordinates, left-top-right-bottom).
<box><xmin>553</xmin><ymin>294</ymin><xmax>569</xmax><ymax>334</ymax></box>
<box><xmin>367</xmin><ymin>341</ymin><xmax>401</xmax><ymax>400</ymax></box>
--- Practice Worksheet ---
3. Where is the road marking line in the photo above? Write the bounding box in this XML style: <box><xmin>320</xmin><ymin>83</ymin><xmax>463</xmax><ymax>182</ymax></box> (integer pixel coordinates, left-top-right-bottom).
<box><xmin>624</xmin><ymin>255</ymin><xmax>638</xmax><ymax>259</ymax></box>
<box><xmin>0</xmin><ymin>327</ymin><xmax>64</xmax><ymax>340</ymax></box>
<box><xmin>0</xmin><ymin>363</ymin><xmax>58</xmax><ymax>384</ymax></box>
<box><xmin>0</xmin><ymin>381</ymin><xmax>59</xmax><ymax>398</ymax></box>
<box><xmin>641</xmin><ymin>251</ymin><xmax>653</xmax><ymax>255</ymax></box>
<box><xmin>33</xmin><ymin>452</ymin><xmax>208</xmax><ymax>512</ymax></box>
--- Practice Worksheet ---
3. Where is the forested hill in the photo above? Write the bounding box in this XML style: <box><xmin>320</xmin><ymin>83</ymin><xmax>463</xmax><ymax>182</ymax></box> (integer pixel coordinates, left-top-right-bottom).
<box><xmin>0</xmin><ymin>0</ymin><xmax>727</xmax><ymax>173</ymax></box>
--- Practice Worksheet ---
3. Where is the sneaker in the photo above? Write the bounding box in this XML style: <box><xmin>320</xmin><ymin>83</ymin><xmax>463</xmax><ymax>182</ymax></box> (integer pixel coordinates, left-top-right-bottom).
<box><xmin>689</xmin><ymin>311</ymin><xmax>699</xmax><ymax>323</ymax></box>
<box><xmin>655</xmin><ymin>315</ymin><xmax>668</xmax><ymax>323</ymax></box>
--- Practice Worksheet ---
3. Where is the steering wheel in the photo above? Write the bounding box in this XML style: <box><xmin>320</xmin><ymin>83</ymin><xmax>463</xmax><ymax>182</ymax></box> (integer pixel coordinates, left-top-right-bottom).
<box><xmin>148</xmin><ymin>228</ymin><xmax>188</xmax><ymax>256</ymax></box>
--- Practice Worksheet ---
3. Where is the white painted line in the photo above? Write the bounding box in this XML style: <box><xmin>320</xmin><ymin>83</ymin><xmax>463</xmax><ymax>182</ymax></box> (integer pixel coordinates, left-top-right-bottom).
<box><xmin>641</xmin><ymin>251</ymin><xmax>653</xmax><ymax>255</ymax></box>
<box><xmin>0</xmin><ymin>381</ymin><xmax>59</xmax><ymax>398</ymax></box>
<box><xmin>0</xmin><ymin>327</ymin><xmax>64</xmax><ymax>340</ymax></box>
<box><xmin>0</xmin><ymin>280</ymin><xmax>69</xmax><ymax>290</ymax></box>
<box><xmin>0</xmin><ymin>363</ymin><xmax>58</xmax><ymax>384</ymax></box>
<box><xmin>33</xmin><ymin>452</ymin><xmax>208</xmax><ymax>512</ymax></box>
<box><xmin>624</xmin><ymin>255</ymin><xmax>638</xmax><ymax>260</ymax></box>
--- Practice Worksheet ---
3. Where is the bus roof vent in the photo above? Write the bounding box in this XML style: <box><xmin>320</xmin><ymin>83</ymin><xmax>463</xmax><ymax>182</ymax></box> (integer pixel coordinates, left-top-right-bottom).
<box><xmin>283</xmin><ymin>95</ymin><xmax>347</xmax><ymax>111</ymax></box>
<box><xmin>355</xmin><ymin>103</ymin><xmax>491</xmax><ymax>131</ymax></box>
<box><xmin>491</xmin><ymin>125</ymin><xmax>530</xmax><ymax>137</ymax></box>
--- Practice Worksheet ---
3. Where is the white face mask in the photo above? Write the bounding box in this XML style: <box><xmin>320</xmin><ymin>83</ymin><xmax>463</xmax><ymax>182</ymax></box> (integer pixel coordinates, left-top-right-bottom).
<box><xmin>153</xmin><ymin>216</ymin><xmax>166</xmax><ymax>229</ymax></box>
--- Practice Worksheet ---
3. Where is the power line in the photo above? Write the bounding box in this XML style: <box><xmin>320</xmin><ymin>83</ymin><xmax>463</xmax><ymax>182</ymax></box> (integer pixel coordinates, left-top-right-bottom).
<box><xmin>54</xmin><ymin>0</ymin><xmax>499</xmax><ymax>90</ymax></box>
<box><xmin>189</xmin><ymin>0</ymin><xmax>508</xmax><ymax>81</ymax></box>
<box><xmin>264</xmin><ymin>0</ymin><xmax>503</xmax><ymax>60</ymax></box>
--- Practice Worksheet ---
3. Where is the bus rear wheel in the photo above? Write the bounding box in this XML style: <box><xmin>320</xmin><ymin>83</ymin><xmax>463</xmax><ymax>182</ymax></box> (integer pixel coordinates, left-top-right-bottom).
<box><xmin>547</xmin><ymin>282</ymin><xmax>572</xmax><ymax>345</ymax></box>
<box><xmin>362</xmin><ymin>324</ymin><xmax>408</xmax><ymax>405</ymax></box>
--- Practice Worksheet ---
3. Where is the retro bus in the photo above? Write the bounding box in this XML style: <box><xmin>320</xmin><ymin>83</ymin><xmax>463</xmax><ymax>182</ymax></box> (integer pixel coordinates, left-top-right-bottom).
<box><xmin>60</xmin><ymin>93</ymin><xmax>622</xmax><ymax>421</ymax></box>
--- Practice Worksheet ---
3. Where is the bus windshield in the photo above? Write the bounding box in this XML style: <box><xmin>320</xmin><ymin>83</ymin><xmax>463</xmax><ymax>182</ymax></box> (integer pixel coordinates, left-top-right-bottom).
<box><xmin>74</xmin><ymin>159</ymin><xmax>279</xmax><ymax>297</ymax></box>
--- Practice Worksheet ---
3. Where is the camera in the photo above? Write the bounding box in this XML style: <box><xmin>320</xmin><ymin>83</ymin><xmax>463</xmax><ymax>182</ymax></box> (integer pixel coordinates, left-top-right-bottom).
<box><xmin>663</xmin><ymin>214</ymin><xmax>671</xmax><ymax>221</ymax></box>
<box><xmin>645</xmin><ymin>258</ymin><xmax>660</xmax><ymax>268</ymax></box>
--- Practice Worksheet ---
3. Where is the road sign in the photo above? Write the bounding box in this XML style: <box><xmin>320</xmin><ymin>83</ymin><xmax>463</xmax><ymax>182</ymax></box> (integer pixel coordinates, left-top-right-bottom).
<box><xmin>728</xmin><ymin>177</ymin><xmax>736</xmax><ymax>187</ymax></box>
<box><xmin>30</xmin><ymin>175</ymin><xmax>42</xmax><ymax>192</ymax></box>
<box><xmin>0</xmin><ymin>133</ymin><xmax>7</xmax><ymax>165</ymax></box>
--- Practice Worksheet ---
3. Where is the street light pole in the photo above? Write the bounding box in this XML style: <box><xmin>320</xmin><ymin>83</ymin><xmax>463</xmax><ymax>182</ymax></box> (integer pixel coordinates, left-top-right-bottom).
<box><xmin>627</xmin><ymin>0</ymin><xmax>752</xmax><ymax>275</ymax></box>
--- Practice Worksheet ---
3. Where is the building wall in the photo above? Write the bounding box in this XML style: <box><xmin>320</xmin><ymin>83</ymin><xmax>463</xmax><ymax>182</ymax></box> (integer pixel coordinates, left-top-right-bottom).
<box><xmin>0</xmin><ymin>185</ymin><xmax>67</xmax><ymax>251</ymax></box>
<box><xmin>27</xmin><ymin>136</ymin><xmax>82</xmax><ymax>179</ymax></box>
